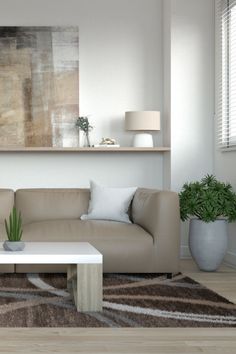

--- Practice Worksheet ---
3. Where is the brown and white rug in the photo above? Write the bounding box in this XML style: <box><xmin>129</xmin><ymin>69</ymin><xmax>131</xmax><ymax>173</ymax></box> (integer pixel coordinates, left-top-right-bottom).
<box><xmin>0</xmin><ymin>273</ymin><xmax>235</xmax><ymax>327</ymax></box>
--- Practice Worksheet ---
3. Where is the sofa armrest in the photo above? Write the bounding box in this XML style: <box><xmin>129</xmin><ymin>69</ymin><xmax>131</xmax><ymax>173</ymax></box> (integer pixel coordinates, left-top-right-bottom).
<box><xmin>132</xmin><ymin>188</ymin><xmax>180</xmax><ymax>272</ymax></box>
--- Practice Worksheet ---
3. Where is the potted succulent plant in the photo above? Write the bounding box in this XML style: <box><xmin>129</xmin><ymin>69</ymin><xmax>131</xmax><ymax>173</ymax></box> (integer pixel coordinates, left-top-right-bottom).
<box><xmin>179</xmin><ymin>175</ymin><xmax>236</xmax><ymax>271</ymax></box>
<box><xmin>3</xmin><ymin>207</ymin><xmax>24</xmax><ymax>251</ymax></box>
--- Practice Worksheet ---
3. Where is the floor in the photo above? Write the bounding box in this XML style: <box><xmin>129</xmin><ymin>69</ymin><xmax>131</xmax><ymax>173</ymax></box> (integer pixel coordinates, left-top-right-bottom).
<box><xmin>181</xmin><ymin>259</ymin><xmax>236</xmax><ymax>303</ymax></box>
<box><xmin>1</xmin><ymin>259</ymin><xmax>236</xmax><ymax>354</ymax></box>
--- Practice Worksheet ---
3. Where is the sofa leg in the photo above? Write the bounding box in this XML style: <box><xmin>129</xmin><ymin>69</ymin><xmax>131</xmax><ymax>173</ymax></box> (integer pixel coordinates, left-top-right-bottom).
<box><xmin>166</xmin><ymin>273</ymin><xmax>173</xmax><ymax>279</ymax></box>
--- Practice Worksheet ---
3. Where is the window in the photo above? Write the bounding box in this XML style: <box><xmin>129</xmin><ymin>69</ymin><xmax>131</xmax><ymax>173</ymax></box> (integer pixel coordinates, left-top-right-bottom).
<box><xmin>218</xmin><ymin>0</ymin><xmax>236</xmax><ymax>149</ymax></box>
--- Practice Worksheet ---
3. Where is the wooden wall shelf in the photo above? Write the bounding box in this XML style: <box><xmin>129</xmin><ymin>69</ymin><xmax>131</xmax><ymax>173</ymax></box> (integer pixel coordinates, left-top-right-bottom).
<box><xmin>0</xmin><ymin>147</ymin><xmax>171</xmax><ymax>153</ymax></box>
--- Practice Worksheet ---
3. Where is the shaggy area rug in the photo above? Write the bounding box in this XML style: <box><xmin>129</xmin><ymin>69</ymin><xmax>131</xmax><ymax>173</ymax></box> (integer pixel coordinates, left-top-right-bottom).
<box><xmin>0</xmin><ymin>273</ymin><xmax>235</xmax><ymax>327</ymax></box>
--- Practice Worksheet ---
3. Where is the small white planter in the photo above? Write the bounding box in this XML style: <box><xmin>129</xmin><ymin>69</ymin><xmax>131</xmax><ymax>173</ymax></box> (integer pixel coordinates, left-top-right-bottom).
<box><xmin>3</xmin><ymin>241</ymin><xmax>25</xmax><ymax>252</ymax></box>
<box><xmin>189</xmin><ymin>219</ymin><xmax>228</xmax><ymax>272</ymax></box>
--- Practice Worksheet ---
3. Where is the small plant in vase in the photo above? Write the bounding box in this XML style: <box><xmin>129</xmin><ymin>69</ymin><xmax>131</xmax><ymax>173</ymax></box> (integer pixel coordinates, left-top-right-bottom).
<box><xmin>3</xmin><ymin>207</ymin><xmax>24</xmax><ymax>251</ymax></box>
<box><xmin>75</xmin><ymin>116</ymin><xmax>93</xmax><ymax>147</ymax></box>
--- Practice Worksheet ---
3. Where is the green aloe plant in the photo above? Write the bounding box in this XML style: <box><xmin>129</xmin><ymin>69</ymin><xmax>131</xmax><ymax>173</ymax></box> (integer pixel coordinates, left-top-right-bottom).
<box><xmin>179</xmin><ymin>174</ymin><xmax>236</xmax><ymax>223</ymax></box>
<box><xmin>4</xmin><ymin>207</ymin><xmax>23</xmax><ymax>242</ymax></box>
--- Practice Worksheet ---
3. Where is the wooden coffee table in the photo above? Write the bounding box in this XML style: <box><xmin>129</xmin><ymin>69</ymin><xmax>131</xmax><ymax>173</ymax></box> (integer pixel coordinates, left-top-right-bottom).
<box><xmin>0</xmin><ymin>242</ymin><xmax>103</xmax><ymax>312</ymax></box>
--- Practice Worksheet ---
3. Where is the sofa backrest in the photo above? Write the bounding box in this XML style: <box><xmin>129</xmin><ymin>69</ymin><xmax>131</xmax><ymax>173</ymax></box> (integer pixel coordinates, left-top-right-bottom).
<box><xmin>15</xmin><ymin>189</ymin><xmax>90</xmax><ymax>224</ymax></box>
<box><xmin>0</xmin><ymin>189</ymin><xmax>14</xmax><ymax>224</ymax></box>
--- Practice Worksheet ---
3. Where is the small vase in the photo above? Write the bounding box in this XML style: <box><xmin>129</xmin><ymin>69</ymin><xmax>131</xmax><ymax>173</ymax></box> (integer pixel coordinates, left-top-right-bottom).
<box><xmin>3</xmin><ymin>241</ymin><xmax>25</xmax><ymax>252</ymax></box>
<box><xmin>84</xmin><ymin>132</ymin><xmax>91</xmax><ymax>147</ymax></box>
<box><xmin>79</xmin><ymin>130</ymin><xmax>91</xmax><ymax>147</ymax></box>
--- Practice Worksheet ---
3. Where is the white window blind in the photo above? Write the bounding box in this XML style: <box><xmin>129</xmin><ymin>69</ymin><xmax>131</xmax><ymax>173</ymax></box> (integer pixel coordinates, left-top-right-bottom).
<box><xmin>217</xmin><ymin>0</ymin><xmax>236</xmax><ymax>149</ymax></box>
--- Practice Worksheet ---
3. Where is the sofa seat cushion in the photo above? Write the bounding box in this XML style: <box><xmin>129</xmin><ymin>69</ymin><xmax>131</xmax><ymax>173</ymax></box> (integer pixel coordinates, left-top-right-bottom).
<box><xmin>17</xmin><ymin>220</ymin><xmax>154</xmax><ymax>273</ymax></box>
<box><xmin>22</xmin><ymin>219</ymin><xmax>152</xmax><ymax>241</ymax></box>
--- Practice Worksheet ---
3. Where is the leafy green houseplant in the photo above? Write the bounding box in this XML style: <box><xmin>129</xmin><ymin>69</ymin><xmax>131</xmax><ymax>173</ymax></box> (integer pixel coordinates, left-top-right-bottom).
<box><xmin>75</xmin><ymin>116</ymin><xmax>93</xmax><ymax>147</ymax></box>
<box><xmin>3</xmin><ymin>207</ymin><xmax>24</xmax><ymax>251</ymax></box>
<box><xmin>179</xmin><ymin>174</ymin><xmax>236</xmax><ymax>223</ymax></box>
<box><xmin>179</xmin><ymin>175</ymin><xmax>236</xmax><ymax>271</ymax></box>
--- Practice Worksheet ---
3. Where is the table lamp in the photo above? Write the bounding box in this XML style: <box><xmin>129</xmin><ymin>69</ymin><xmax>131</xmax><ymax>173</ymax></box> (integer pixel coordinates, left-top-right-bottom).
<box><xmin>125</xmin><ymin>111</ymin><xmax>160</xmax><ymax>147</ymax></box>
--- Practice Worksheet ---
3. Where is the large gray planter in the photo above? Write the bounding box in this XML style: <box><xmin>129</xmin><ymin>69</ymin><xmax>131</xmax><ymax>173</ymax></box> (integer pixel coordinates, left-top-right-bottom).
<box><xmin>189</xmin><ymin>219</ymin><xmax>228</xmax><ymax>272</ymax></box>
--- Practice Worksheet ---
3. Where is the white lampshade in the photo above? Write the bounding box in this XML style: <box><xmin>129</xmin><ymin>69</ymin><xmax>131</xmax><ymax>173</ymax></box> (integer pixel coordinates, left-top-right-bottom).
<box><xmin>125</xmin><ymin>111</ymin><xmax>161</xmax><ymax>147</ymax></box>
<box><xmin>125</xmin><ymin>111</ymin><xmax>161</xmax><ymax>131</ymax></box>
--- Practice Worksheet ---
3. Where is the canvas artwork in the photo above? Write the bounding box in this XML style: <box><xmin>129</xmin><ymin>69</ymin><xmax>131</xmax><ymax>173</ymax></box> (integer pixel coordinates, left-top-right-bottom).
<box><xmin>0</xmin><ymin>26</ymin><xmax>79</xmax><ymax>149</ymax></box>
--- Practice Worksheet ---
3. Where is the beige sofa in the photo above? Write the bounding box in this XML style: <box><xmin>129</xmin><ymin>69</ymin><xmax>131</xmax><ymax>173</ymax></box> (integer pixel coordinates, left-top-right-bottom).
<box><xmin>0</xmin><ymin>188</ymin><xmax>180</xmax><ymax>274</ymax></box>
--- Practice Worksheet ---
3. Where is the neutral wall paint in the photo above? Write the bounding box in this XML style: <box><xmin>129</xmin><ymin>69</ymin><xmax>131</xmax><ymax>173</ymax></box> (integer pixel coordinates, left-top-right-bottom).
<box><xmin>163</xmin><ymin>0</ymin><xmax>171</xmax><ymax>191</ymax></box>
<box><xmin>0</xmin><ymin>0</ymin><xmax>163</xmax><ymax>189</ymax></box>
<box><xmin>170</xmin><ymin>0</ymin><xmax>215</xmax><ymax>255</ymax></box>
<box><xmin>214</xmin><ymin>152</ymin><xmax>236</xmax><ymax>265</ymax></box>
<box><xmin>0</xmin><ymin>0</ymin><xmax>217</xmax><ymax>260</ymax></box>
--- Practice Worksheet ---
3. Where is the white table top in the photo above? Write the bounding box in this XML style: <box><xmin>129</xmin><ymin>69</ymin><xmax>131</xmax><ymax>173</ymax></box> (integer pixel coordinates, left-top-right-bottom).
<box><xmin>0</xmin><ymin>242</ymin><xmax>103</xmax><ymax>264</ymax></box>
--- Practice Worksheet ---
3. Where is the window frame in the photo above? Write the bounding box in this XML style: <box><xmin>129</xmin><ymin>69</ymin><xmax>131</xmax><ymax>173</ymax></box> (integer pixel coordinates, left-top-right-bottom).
<box><xmin>217</xmin><ymin>0</ymin><xmax>236</xmax><ymax>151</ymax></box>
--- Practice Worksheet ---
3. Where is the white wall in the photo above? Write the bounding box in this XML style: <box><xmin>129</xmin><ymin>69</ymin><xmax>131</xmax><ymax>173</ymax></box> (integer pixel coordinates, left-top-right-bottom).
<box><xmin>163</xmin><ymin>0</ymin><xmax>171</xmax><ymax>190</ymax></box>
<box><xmin>0</xmin><ymin>0</ymin><xmax>218</xmax><ymax>259</ymax></box>
<box><xmin>0</xmin><ymin>0</ymin><xmax>163</xmax><ymax>189</ymax></box>
<box><xmin>214</xmin><ymin>152</ymin><xmax>236</xmax><ymax>265</ymax></box>
<box><xmin>170</xmin><ymin>0</ymin><xmax>215</xmax><ymax>256</ymax></box>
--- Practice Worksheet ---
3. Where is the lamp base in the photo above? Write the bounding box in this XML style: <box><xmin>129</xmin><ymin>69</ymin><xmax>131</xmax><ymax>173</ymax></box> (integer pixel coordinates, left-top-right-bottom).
<box><xmin>133</xmin><ymin>133</ymin><xmax>154</xmax><ymax>147</ymax></box>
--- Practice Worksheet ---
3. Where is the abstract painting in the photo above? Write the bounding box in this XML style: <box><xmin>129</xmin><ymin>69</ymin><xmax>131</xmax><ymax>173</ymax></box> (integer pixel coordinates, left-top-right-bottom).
<box><xmin>0</xmin><ymin>26</ymin><xmax>79</xmax><ymax>149</ymax></box>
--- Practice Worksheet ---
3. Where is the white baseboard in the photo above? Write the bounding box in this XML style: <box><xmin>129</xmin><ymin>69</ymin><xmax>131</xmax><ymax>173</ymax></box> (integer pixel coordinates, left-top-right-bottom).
<box><xmin>224</xmin><ymin>251</ymin><xmax>236</xmax><ymax>268</ymax></box>
<box><xmin>180</xmin><ymin>245</ymin><xmax>191</xmax><ymax>259</ymax></box>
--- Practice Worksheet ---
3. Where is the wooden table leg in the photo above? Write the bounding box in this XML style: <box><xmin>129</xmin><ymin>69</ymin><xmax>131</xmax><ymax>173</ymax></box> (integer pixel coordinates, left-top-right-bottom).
<box><xmin>74</xmin><ymin>263</ymin><xmax>103</xmax><ymax>312</ymax></box>
<box><xmin>67</xmin><ymin>264</ymin><xmax>76</xmax><ymax>293</ymax></box>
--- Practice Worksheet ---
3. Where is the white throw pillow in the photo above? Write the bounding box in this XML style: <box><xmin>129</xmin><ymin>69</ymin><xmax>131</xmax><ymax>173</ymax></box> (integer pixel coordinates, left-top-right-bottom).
<box><xmin>81</xmin><ymin>181</ymin><xmax>137</xmax><ymax>223</ymax></box>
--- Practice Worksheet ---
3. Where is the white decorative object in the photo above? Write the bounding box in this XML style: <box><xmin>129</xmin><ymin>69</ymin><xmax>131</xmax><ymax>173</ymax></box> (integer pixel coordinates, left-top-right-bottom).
<box><xmin>94</xmin><ymin>137</ymin><xmax>120</xmax><ymax>148</ymax></box>
<box><xmin>100</xmin><ymin>137</ymin><xmax>117</xmax><ymax>145</ymax></box>
<box><xmin>81</xmin><ymin>180</ymin><xmax>137</xmax><ymax>223</ymax></box>
<box><xmin>125</xmin><ymin>111</ymin><xmax>161</xmax><ymax>147</ymax></box>
<box><xmin>189</xmin><ymin>219</ymin><xmax>228</xmax><ymax>272</ymax></box>
<box><xmin>133</xmin><ymin>133</ymin><xmax>154</xmax><ymax>147</ymax></box>
<box><xmin>79</xmin><ymin>129</ymin><xmax>85</xmax><ymax>147</ymax></box>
